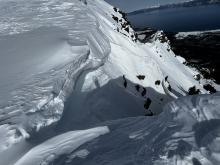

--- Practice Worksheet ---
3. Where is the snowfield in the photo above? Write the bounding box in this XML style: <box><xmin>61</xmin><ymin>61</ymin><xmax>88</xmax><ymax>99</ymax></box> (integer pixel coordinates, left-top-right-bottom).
<box><xmin>14</xmin><ymin>126</ymin><xmax>109</xmax><ymax>165</ymax></box>
<box><xmin>0</xmin><ymin>0</ymin><xmax>219</xmax><ymax>164</ymax></box>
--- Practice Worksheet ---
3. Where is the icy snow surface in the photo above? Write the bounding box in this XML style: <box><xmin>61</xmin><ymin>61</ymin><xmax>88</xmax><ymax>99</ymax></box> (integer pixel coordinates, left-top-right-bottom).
<box><xmin>0</xmin><ymin>0</ymin><xmax>219</xmax><ymax>164</ymax></box>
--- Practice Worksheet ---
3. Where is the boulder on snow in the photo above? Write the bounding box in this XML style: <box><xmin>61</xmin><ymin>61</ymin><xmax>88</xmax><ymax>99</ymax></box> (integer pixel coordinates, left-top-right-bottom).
<box><xmin>123</xmin><ymin>75</ymin><xmax>127</xmax><ymax>88</ymax></box>
<box><xmin>155</xmin><ymin>80</ymin><xmax>161</xmax><ymax>86</ymax></box>
<box><xmin>141</xmin><ymin>88</ymin><xmax>147</xmax><ymax>96</ymax></box>
<box><xmin>203</xmin><ymin>84</ymin><xmax>217</xmax><ymax>94</ymax></box>
<box><xmin>112</xmin><ymin>15</ymin><xmax>119</xmax><ymax>23</ymax></box>
<box><xmin>135</xmin><ymin>84</ymin><xmax>140</xmax><ymax>92</ymax></box>
<box><xmin>188</xmin><ymin>86</ymin><xmax>200</xmax><ymax>95</ymax></box>
<box><xmin>137</xmin><ymin>75</ymin><xmax>145</xmax><ymax>80</ymax></box>
<box><xmin>144</xmin><ymin>98</ymin><xmax>152</xmax><ymax>109</ymax></box>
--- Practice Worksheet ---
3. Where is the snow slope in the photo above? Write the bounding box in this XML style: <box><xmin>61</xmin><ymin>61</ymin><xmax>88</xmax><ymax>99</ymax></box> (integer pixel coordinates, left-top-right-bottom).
<box><xmin>0</xmin><ymin>0</ymin><xmax>219</xmax><ymax>164</ymax></box>
<box><xmin>64</xmin><ymin>93</ymin><xmax>220</xmax><ymax>165</ymax></box>
<box><xmin>14</xmin><ymin>126</ymin><xmax>109</xmax><ymax>165</ymax></box>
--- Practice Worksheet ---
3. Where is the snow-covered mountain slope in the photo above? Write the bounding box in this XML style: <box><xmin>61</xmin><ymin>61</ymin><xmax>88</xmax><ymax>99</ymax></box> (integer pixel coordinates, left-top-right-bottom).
<box><xmin>0</xmin><ymin>0</ymin><xmax>219</xmax><ymax>164</ymax></box>
<box><xmin>175</xmin><ymin>29</ymin><xmax>220</xmax><ymax>39</ymax></box>
<box><xmin>65</xmin><ymin>93</ymin><xmax>220</xmax><ymax>165</ymax></box>
<box><xmin>14</xmin><ymin>126</ymin><xmax>109</xmax><ymax>165</ymax></box>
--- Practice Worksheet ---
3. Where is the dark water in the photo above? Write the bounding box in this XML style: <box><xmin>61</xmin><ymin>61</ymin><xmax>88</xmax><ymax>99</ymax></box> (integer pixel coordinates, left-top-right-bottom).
<box><xmin>127</xmin><ymin>4</ymin><xmax>220</xmax><ymax>32</ymax></box>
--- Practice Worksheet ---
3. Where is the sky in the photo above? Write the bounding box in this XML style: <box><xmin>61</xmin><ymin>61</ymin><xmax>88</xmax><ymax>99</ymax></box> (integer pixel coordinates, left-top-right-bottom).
<box><xmin>105</xmin><ymin>0</ymin><xmax>189</xmax><ymax>12</ymax></box>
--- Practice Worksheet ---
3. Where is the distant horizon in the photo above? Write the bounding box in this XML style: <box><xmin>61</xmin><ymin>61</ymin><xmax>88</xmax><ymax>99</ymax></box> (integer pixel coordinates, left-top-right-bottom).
<box><xmin>105</xmin><ymin>0</ymin><xmax>190</xmax><ymax>12</ymax></box>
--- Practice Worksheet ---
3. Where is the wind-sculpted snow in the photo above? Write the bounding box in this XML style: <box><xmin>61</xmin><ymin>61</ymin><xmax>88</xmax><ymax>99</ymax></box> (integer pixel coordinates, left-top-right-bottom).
<box><xmin>0</xmin><ymin>0</ymin><xmax>111</xmax><ymax>149</ymax></box>
<box><xmin>0</xmin><ymin>0</ymin><xmax>219</xmax><ymax>164</ymax></box>
<box><xmin>14</xmin><ymin>126</ymin><xmax>109</xmax><ymax>165</ymax></box>
<box><xmin>61</xmin><ymin>94</ymin><xmax>220</xmax><ymax>165</ymax></box>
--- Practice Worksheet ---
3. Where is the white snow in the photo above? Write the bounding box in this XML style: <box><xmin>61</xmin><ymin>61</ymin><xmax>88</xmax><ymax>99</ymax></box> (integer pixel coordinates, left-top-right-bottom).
<box><xmin>14</xmin><ymin>126</ymin><xmax>109</xmax><ymax>165</ymax></box>
<box><xmin>175</xmin><ymin>29</ymin><xmax>220</xmax><ymax>39</ymax></box>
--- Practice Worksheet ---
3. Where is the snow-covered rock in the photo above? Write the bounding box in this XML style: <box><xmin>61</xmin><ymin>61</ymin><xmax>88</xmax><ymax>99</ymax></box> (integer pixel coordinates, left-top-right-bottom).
<box><xmin>175</xmin><ymin>29</ymin><xmax>220</xmax><ymax>39</ymax></box>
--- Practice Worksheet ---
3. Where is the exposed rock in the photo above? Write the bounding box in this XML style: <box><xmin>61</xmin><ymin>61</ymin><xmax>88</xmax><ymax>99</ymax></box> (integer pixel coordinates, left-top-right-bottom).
<box><xmin>166</xmin><ymin>30</ymin><xmax>220</xmax><ymax>83</ymax></box>
<box><xmin>135</xmin><ymin>84</ymin><xmax>140</xmax><ymax>92</ymax></box>
<box><xmin>188</xmin><ymin>86</ymin><xmax>200</xmax><ymax>95</ymax></box>
<box><xmin>137</xmin><ymin>75</ymin><xmax>145</xmax><ymax>80</ymax></box>
<box><xmin>113</xmin><ymin>7</ymin><xmax>117</xmax><ymax>12</ymax></box>
<box><xmin>155</xmin><ymin>80</ymin><xmax>161</xmax><ymax>85</ymax></box>
<box><xmin>124</xmin><ymin>27</ymin><xmax>129</xmax><ymax>33</ymax></box>
<box><xmin>203</xmin><ymin>84</ymin><xmax>217</xmax><ymax>94</ymax></box>
<box><xmin>123</xmin><ymin>75</ymin><xmax>127</xmax><ymax>88</ymax></box>
<box><xmin>112</xmin><ymin>15</ymin><xmax>119</xmax><ymax>23</ymax></box>
<box><xmin>141</xmin><ymin>88</ymin><xmax>147</xmax><ymax>96</ymax></box>
<box><xmin>144</xmin><ymin>98</ymin><xmax>152</xmax><ymax>109</ymax></box>
<box><xmin>193</xmin><ymin>74</ymin><xmax>201</xmax><ymax>81</ymax></box>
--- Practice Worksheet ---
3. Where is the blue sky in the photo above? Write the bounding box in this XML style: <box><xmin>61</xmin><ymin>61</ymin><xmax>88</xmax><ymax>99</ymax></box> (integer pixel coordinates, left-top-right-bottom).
<box><xmin>105</xmin><ymin>0</ymin><xmax>189</xmax><ymax>12</ymax></box>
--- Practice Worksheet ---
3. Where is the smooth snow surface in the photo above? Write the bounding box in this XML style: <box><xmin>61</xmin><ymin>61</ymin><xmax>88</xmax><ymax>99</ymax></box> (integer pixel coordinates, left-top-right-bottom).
<box><xmin>14</xmin><ymin>126</ymin><xmax>109</xmax><ymax>165</ymax></box>
<box><xmin>0</xmin><ymin>0</ymin><xmax>219</xmax><ymax>164</ymax></box>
